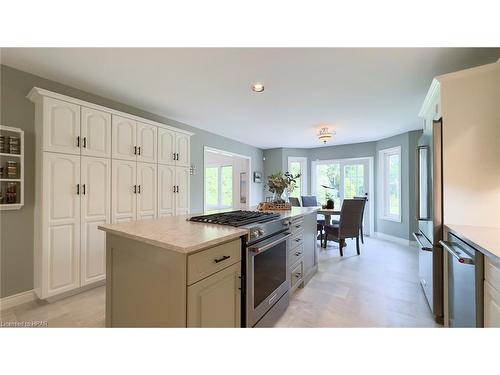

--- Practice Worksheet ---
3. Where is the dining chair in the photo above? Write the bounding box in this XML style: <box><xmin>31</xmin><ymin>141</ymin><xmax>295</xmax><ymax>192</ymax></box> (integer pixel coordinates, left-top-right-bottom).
<box><xmin>323</xmin><ymin>199</ymin><xmax>365</xmax><ymax>256</ymax></box>
<box><xmin>289</xmin><ymin>197</ymin><xmax>301</xmax><ymax>207</ymax></box>
<box><xmin>300</xmin><ymin>195</ymin><xmax>325</xmax><ymax>244</ymax></box>
<box><xmin>353</xmin><ymin>196</ymin><xmax>368</xmax><ymax>244</ymax></box>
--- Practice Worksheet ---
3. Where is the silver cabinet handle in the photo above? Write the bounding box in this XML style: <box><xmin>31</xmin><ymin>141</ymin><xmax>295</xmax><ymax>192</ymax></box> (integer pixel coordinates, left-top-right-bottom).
<box><xmin>249</xmin><ymin>232</ymin><xmax>291</xmax><ymax>254</ymax></box>
<box><xmin>413</xmin><ymin>232</ymin><xmax>432</xmax><ymax>252</ymax></box>
<box><xmin>440</xmin><ymin>240</ymin><xmax>475</xmax><ymax>265</ymax></box>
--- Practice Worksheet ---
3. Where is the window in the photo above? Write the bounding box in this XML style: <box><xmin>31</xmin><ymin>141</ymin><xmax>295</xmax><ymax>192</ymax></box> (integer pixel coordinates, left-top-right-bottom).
<box><xmin>315</xmin><ymin>162</ymin><xmax>341</xmax><ymax>207</ymax></box>
<box><xmin>379</xmin><ymin>146</ymin><xmax>401</xmax><ymax>222</ymax></box>
<box><xmin>287</xmin><ymin>157</ymin><xmax>307</xmax><ymax>199</ymax></box>
<box><xmin>205</xmin><ymin>165</ymin><xmax>233</xmax><ymax>209</ymax></box>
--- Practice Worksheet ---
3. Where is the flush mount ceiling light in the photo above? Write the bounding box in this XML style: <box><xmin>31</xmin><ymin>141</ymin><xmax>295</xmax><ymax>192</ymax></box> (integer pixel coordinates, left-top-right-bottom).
<box><xmin>251</xmin><ymin>82</ymin><xmax>265</xmax><ymax>93</ymax></box>
<box><xmin>318</xmin><ymin>127</ymin><xmax>335</xmax><ymax>144</ymax></box>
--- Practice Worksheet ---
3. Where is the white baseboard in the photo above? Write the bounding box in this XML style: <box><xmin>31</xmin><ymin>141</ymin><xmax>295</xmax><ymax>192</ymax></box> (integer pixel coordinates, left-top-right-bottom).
<box><xmin>374</xmin><ymin>232</ymin><xmax>418</xmax><ymax>247</ymax></box>
<box><xmin>0</xmin><ymin>290</ymin><xmax>36</xmax><ymax>311</ymax></box>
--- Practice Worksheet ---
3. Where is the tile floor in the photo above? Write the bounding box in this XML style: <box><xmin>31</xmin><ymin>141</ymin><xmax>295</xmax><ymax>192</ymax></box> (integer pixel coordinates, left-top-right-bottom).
<box><xmin>0</xmin><ymin>236</ymin><xmax>440</xmax><ymax>328</ymax></box>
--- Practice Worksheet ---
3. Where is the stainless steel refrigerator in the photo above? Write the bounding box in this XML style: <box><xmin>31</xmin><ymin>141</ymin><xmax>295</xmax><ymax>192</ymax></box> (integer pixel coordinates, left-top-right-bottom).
<box><xmin>413</xmin><ymin>118</ymin><xmax>444</xmax><ymax>324</ymax></box>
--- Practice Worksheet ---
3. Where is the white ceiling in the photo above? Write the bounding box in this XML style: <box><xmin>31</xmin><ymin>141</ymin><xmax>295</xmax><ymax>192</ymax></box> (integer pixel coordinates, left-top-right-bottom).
<box><xmin>2</xmin><ymin>48</ymin><xmax>499</xmax><ymax>149</ymax></box>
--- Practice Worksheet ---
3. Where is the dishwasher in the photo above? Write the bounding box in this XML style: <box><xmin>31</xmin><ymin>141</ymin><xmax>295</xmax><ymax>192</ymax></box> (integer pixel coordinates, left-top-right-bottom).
<box><xmin>440</xmin><ymin>233</ymin><xmax>484</xmax><ymax>327</ymax></box>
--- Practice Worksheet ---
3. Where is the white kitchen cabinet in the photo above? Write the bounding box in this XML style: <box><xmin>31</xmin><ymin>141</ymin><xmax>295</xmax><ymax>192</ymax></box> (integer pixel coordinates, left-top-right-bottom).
<box><xmin>158</xmin><ymin>128</ymin><xmax>176</xmax><ymax>165</ymax></box>
<box><xmin>42</xmin><ymin>153</ymin><xmax>81</xmax><ymax>297</ymax></box>
<box><xmin>175</xmin><ymin>133</ymin><xmax>190</xmax><ymax>167</ymax></box>
<box><xmin>137</xmin><ymin>162</ymin><xmax>157</xmax><ymax>220</ymax></box>
<box><xmin>81</xmin><ymin>157</ymin><xmax>111</xmax><ymax>286</ymax></box>
<box><xmin>81</xmin><ymin>107</ymin><xmax>112</xmax><ymax>158</ymax></box>
<box><xmin>112</xmin><ymin>115</ymin><xmax>136</xmax><ymax>161</ymax></box>
<box><xmin>187</xmin><ymin>262</ymin><xmax>241</xmax><ymax>328</ymax></box>
<box><xmin>29</xmin><ymin>87</ymin><xmax>193</xmax><ymax>299</ymax></box>
<box><xmin>158</xmin><ymin>164</ymin><xmax>175</xmax><ymax>217</ymax></box>
<box><xmin>484</xmin><ymin>280</ymin><xmax>500</xmax><ymax>328</ymax></box>
<box><xmin>137</xmin><ymin>122</ymin><xmax>157</xmax><ymax>163</ymax></box>
<box><xmin>175</xmin><ymin>166</ymin><xmax>190</xmax><ymax>215</ymax></box>
<box><xmin>112</xmin><ymin>159</ymin><xmax>137</xmax><ymax>223</ymax></box>
<box><xmin>43</xmin><ymin>97</ymin><xmax>81</xmax><ymax>155</ymax></box>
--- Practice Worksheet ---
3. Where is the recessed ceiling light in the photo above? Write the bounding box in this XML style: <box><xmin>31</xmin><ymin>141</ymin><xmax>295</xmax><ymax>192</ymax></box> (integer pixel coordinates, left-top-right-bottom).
<box><xmin>251</xmin><ymin>83</ymin><xmax>265</xmax><ymax>93</ymax></box>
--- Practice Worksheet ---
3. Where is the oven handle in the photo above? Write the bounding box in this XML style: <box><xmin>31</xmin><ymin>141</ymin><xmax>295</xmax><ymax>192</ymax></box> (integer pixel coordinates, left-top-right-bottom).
<box><xmin>248</xmin><ymin>232</ymin><xmax>291</xmax><ymax>254</ymax></box>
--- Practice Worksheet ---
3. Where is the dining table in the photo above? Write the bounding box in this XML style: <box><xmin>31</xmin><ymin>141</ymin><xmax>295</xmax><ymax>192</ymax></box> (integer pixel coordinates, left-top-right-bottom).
<box><xmin>316</xmin><ymin>208</ymin><xmax>341</xmax><ymax>225</ymax></box>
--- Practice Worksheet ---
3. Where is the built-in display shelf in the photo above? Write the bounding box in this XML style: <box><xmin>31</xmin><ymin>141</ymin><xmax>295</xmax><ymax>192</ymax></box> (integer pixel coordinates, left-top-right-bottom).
<box><xmin>0</xmin><ymin>125</ymin><xmax>24</xmax><ymax>210</ymax></box>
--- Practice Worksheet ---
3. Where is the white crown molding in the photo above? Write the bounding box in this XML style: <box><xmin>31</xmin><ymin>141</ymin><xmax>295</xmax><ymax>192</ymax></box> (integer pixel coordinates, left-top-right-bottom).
<box><xmin>418</xmin><ymin>78</ymin><xmax>440</xmax><ymax>118</ymax></box>
<box><xmin>0</xmin><ymin>290</ymin><xmax>36</xmax><ymax>311</ymax></box>
<box><xmin>27</xmin><ymin>87</ymin><xmax>194</xmax><ymax>137</ymax></box>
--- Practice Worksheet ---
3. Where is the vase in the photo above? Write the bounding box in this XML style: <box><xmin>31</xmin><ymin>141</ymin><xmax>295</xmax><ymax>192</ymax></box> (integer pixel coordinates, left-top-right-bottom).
<box><xmin>272</xmin><ymin>189</ymin><xmax>285</xmax><ymax>203</ymax></box>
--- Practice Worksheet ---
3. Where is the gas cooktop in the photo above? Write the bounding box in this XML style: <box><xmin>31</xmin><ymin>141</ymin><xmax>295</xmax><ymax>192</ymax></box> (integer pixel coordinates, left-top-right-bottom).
<box><xmin>188</xmin><ymin>210</ymin><xmax>281</xmax><ymax>227</ymax></box>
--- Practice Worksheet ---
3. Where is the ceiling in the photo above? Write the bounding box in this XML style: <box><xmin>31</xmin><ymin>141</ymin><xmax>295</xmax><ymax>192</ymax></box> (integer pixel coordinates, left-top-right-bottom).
<box><xmin>2</xmin><ymin>48</ymin><xmax>499</xmax><ymax>149</ymax></box>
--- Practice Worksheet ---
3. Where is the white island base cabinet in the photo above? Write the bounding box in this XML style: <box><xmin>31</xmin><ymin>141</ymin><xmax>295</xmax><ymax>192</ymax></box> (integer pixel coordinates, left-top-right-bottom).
<box><xmin>106</xmin><ymin>235</ymin><xmax>242</xmax><ymax>327</ymax></box>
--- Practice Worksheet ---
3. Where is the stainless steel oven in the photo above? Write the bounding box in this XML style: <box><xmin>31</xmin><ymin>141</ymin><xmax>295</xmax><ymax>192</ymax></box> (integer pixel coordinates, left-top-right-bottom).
<box><xmin>246</xmin><ymin>229</ymin><xmax>291</xmax><ymax>327</ymax></box>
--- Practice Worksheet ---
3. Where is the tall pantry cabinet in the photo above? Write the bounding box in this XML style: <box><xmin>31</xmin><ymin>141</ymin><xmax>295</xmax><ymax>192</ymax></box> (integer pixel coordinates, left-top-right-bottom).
<box><xmin>28</xmin><ymin>88</ymin><xmax>193</xmax><ymax>299</ymax></box>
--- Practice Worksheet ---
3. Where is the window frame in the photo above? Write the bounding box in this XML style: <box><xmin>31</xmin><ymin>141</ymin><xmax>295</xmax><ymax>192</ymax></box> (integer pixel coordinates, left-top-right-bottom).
<box><xmin>378</xmin><ymin>146</ymin><xmax>402</xmax><ymax>222</ymax></box>
<box><xmin>287</xmin><ymin>156</ymin><xmax>308</xmax><ymax>197</ymax></box>
<box><xmin>205</xmin><ymin>164</ymin><xmax>233</xmax><ymax>210</ymax></box>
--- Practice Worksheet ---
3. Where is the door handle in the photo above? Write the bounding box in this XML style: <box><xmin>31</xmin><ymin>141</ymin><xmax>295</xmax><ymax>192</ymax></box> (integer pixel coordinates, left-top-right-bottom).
<box><xmin>138</xmin><ymin>146</ymin><xmax>141</xmax><ymax>155</ymax></box>
<box><xmin>77</xmin><ymin>136</ymin><xmax>80</xmax><ymax>148</ymax></box>
<box><xmin>134</xmin><ymin>146</ymin><xmax>137</xmax><ymax>155</ymax></box>
<box><xmin>176</xmin><ymin>153</ymin><xmax>179</xmax><ymax>161</ymax></box>
<box><xmin>83</xmin><ymin>137</ymin><xmax>87</xmax><ymax>148</ymax></box>
<box><xmin>82</xmin><ymin>184</ymin><xmax>86</xmax><ymax>195</ymax></box>
<box><xmin>138</xmin><ymin>185</ymin><xmax>141</xmax><ymax>194</ymax></box>
<box><xmin>176</xmin><ymin>185</ymin><xmax>179</xmax><ymax>193</ymax></box>
<box><xmin>133</xmin><ymin>185</ymin><xmax>137</xmax><ymax>194</ymax></box>
<box><xmin>173</xmin><ymin>152</ymin><xmax>176</xmax><ymax>161</ymax></box>
<box><xmin>173</xmin><ymin>185</ymin><xmax>176</xmax><ymax>193</ymax></box>
<box><xmin>76</xmin><ymin>184</ymin><xmax>80</xmax><ymax>195</ymax></box>
<box><xmin>413</xmin><ymin>232</ymin><xmax>433</xmax><ymax>252</ymax></box>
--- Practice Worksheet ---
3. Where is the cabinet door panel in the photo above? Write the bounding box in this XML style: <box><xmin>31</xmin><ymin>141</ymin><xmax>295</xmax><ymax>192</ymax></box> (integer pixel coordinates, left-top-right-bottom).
<box><xmin>137</xmin><ymin>122</ymin><xmax>157</xmax><ymax>163</ymax></box>
<box><xmin>175</xmin><ymin>133</ymin><xmax>190</xmax><ymax>167</ymax></box>
<box><xmin>158</xmin><ymin>164</ymin><xmax>175</xmax><ymax>217</ymax></box>
<box><xmin>187</xmin><ymin>263</ymin><xmax>241</xmax><ymax>327</ymax></box>
<box><xmin>43</xmin><ymin>153</ymin><xmax>81</xmax><ymax>296</ymax></box>
<box><xmin>43</xmin><ymin>97</ymin><xmax>81</xmax><ymax>155</ymax></box>
<box><xmin>137</xmin><ymin>162</ymin><xmax>157</xmax><ymax>220</ymax></box>
<box><xmin>112</xmin><ymin>160</ymin><xmax>137</xmax><ymax>223</ymax></box>
<box><xmin>484</xmin><ymin>281</ymin><xmax>500</xmax><ymax>328</ymax></box>
<box><xmin>175</xmin><ymin>167</ymin><xmax>190</xmax><ymax>214</ymax></box>
<box><xmin>81</xmin><ymin>107</ymin><xmax>112</xmax><ymax>158</ymax></box>
<box><xmin>112</xmin><ymin>115</ymin><xmax>136</xmax><ymax>161</ymax></box>
<box><xmin>158</xmin><ymin>128</ymin><xmax>176</xmax><ymax>165</ymax></box>
<box><xmin>81</xmin><ymin>157</ymin><xmax>110</xmax><ymax>285</ymax></box>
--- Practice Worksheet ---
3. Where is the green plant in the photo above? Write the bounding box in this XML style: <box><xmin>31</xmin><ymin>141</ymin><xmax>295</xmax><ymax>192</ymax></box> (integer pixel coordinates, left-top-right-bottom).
<box><xmin>266</xmin><ymin>171</ymin><xmax>301</xmax><ymax>202</ymax></box>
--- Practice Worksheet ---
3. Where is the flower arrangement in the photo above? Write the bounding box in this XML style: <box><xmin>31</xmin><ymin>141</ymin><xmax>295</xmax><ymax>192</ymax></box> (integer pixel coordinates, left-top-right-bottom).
<box><xmin>266</xmin><ymin>171</ymin><xmax>301</xmax><ymax>203</ymax></box>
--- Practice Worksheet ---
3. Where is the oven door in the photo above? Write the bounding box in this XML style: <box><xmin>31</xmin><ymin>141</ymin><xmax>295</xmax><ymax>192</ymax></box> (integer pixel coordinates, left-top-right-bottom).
<box><xmin>246</xmin><ymin>231</ymin><xmax>291</xmax><ymax>327</ymax></box>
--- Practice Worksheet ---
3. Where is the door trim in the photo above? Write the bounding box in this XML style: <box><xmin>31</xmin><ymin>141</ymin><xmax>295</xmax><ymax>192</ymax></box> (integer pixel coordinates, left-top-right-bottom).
<box><xmin>311</xmin><ymin>156</ymin><xmax>374</xmax><ymax>236</ymax></box>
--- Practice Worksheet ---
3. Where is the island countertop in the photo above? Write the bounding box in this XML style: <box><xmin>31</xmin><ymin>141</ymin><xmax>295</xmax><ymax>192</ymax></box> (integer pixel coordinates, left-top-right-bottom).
<box><xmin>98</xmin><ymin>207</ymin><xmax>319</xmax><ymax>254</ymax></box>
<box><xmin>445</xmin><ymin>224</ymin><xmax>500</xmax><ymax>260</ymax></box>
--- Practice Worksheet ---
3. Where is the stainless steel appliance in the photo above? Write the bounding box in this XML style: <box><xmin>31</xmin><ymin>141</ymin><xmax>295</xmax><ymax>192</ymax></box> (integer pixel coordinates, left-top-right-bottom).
<box><xmin>440</xmin><ymin>233</ymin><xmax>484</xmax><ymax>327</ymax></box>
<box><xmin>413</xmin><ymin>118</ymin><xmax>444</xmax><ymax>323</ymax></box>
<box><xmin>189</xmin><ymin>210</ymin><xmax>291</xmax><ymax>327</ymax></box>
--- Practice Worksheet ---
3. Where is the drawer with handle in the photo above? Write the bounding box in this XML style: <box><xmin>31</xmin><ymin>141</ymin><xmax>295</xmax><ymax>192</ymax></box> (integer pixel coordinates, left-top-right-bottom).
<box><xmin>290</xmin><ymin>260</ymin><xmax>304</xmax><ymax>290</ymax></box>
<box><xmin>291</xmin><ymin>217</ymin><xmax>304</xmax><ymax>233</ymax></box>
<box><xmin>290</xmin><ymin>229</ymin><xmax>304</xmax><ymax>250</ymax></box>
<box><xmin>187</xmin><ymin>239</ymin><xmax>241</xmax><ymax>285</ymax></box>
<box><xmin>289</xmin><ymin>244</ymin><xmax>304</xmax><ymax>267</ymax></box>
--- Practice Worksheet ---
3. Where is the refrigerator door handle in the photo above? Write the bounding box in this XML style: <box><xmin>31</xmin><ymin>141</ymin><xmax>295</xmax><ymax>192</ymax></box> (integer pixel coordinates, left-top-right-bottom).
<box><xmin>440</xmin><ymin>240</ymin><xmax>475</xmax><ymax>265</ymax></box>
<box><xmin>413</xmin><ymin>232</ymin><xmax>433</xmax><ymax>252</ymax></box>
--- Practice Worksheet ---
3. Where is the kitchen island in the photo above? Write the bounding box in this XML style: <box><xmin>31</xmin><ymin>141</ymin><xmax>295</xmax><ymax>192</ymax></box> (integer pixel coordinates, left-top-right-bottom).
<box><xmin>99</xmin><ymin>207</ymin><xmax>318</xmax><ymax>327</ymax></box>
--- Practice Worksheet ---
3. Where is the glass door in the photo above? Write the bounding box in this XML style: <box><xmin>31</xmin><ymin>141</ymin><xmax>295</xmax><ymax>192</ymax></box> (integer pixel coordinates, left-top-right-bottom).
<box><xmin>313</xmin><ymin>158</ymin><xmax>370</xmax><ymax>235</ymax></box>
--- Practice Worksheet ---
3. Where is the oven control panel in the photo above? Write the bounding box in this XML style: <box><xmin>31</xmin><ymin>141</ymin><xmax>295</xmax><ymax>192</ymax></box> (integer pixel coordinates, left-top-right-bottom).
<box><xmin>250</xmin><ymin>226</ymin><xmax>265</xmax><ymax>240</ymax></box>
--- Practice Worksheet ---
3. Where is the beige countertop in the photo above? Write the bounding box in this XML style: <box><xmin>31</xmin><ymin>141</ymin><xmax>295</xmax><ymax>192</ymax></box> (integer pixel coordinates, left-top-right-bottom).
<box><xmin>99</xmin><ymin>207</ymin><xmax>318</xmax><ymax>254</ymax></box>
<box><xmin>445</xmin><ymin>224</ymin><xmax>500</xmax><ymax>260</ymax></box>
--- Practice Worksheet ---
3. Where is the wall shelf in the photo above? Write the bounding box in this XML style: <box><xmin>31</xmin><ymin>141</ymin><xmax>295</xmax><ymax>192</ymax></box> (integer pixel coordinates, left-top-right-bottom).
<box><xmin>0</xmin><ymin>125</ymin><xmax>24</xmax><ymax>210</ymax></box>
